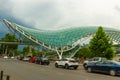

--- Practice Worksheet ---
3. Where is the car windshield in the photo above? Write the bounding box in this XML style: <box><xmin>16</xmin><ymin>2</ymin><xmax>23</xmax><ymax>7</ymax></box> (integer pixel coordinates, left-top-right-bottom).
<box><xmin>99</xmin><ymin>60</ymin><xmax>120</xmax><ymax>65</ymax></box>
<box><xmin>42</xmin><ymin>58</ymin><xmax>48</xmax><ymax>60</ymax></box>
<box><xmin>111</xmin><ymin>60</ymin><xmax>120</xmax><ymax>65</ymax></box>
<box><xmin>101</xmin><ymin>58</ymin><xmax>107</xmax><ymax>60</ymax></box>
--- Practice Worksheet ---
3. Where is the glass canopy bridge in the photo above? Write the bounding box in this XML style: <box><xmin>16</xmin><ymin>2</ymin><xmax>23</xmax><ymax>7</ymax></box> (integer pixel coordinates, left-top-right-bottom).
<box><xmin>3</xmin><ymin>19</ymin><xmax>120</xmax><ymax>59</ymax></box>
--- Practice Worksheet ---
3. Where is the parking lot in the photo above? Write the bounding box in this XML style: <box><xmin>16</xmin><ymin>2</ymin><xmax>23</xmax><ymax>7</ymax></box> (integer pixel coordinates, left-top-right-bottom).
<box><xmin>0</xmin><ymin>58</ymin><xmax>119</xmax><ymax>80</ymax></box>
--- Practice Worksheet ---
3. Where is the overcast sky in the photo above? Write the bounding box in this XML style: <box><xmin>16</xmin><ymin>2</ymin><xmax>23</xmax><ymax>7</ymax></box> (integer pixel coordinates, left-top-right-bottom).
<box><xmin>0</xmin><ymin>0</ymin><xmax>120</xmax><ymax>30</ymax></box>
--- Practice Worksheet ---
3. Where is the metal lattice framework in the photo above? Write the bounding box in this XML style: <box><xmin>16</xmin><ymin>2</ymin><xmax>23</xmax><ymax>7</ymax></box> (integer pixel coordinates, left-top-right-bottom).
<box><xmin>3</xmin><ymin>19</ymin><xmax>120</xmax><ymax>59</ymax></box>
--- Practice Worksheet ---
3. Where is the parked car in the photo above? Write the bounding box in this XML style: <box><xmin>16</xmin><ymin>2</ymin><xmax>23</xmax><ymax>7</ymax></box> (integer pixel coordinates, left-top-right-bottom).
<box><xmin>29</xmin><ymin>56</ymin><xmax>36</xmax><ymax>63</ymax></box>
<box><xmin>85</xmin><ymin>60</ymin><xmax>120</xmax><ymax>76</ymax></box>
<box><xmin>3</xmin><ymin>56</ymin><xmax>8</xmax><ymax>59</ymax></box>
<box><xmin>17</xmin><ymin>55</ymin><xmax>24</xmax><ymax>60</ymax></box>
<box><xmin>35</xmin><ymin>57</ymin><xmax>50</xmax><ymax>65</ymax></box>
<box><xmin>55</xmin><ymin>58</ymin><xmax>79</xmax><ymax>69</ymax></box>
<box><xmin>22</xmin><ymin>56</ymin><xmax>31</xmax><ymax>61</ymax></box>
<box><xmin>10</xmin><ymin>56</ymin><xmax>15</xmax><ymax>59</ymax></box>
<box><xmin>83</xmin><ymin>57</ymin><xmax>107</xmax><ymax>69</ymax></box>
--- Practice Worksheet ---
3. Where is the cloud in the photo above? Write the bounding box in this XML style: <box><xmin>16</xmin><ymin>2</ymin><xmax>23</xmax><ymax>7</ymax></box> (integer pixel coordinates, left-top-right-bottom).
<box><xmin>1</xmin><ymin>0</ymin><xmax>120</xmax><ymax>30</ymax></box>
<box><xmin>10</xmin><ymin>0</ymin><xmax>61</xmax><ymax>29</ymax></box>
<box><xmin>0</xmin><ymin>0</ymin><xmax>12</xmax><ymax>19</ymax></box>
<box><xmin>115</xmin><ymin>5</ymin><xmax>120</xmax><ymax>12</ymax></box>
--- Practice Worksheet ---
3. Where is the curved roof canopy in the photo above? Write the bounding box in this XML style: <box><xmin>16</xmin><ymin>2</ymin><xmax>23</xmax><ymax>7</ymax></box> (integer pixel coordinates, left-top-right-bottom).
<box><xmin>3</xmin><ymin>19</ymin><xmax>120</xmax><ymax>51</ymax></box>
<box><xmin>17</xmin><ymin>25</ymin><xmax>99</xmax><ymax>46</ymax></box>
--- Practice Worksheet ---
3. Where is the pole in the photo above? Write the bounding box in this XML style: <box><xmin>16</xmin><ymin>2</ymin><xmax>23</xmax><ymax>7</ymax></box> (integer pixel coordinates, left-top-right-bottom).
<box><xmin>0</xmin><ymin>71</ymin><xmax>3</xmax><ymax>80</ymax></box>
<box><xmin>6</xmin><ymin>75</ymin><xmax>10</xmax><ymax>80</ymax></box>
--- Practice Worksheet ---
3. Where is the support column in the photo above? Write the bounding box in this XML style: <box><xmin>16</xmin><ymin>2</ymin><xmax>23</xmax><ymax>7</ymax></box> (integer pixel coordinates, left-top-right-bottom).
<box><xmin>56</xmin><ymin>47</ymin><xmax>63</xmax><ymax>59</ymax></box>
<box><xmin>28</xmin><ymin>45</ymin><xmax>32</xmax><ymax>56</ymax></box>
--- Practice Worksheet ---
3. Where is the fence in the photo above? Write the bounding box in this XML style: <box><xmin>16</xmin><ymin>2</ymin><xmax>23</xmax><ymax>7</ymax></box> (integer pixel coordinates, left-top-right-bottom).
<box><xmin>0</xmin><ymin>71</ymin><xmax>10</xmax><ymax>80</ymax></box>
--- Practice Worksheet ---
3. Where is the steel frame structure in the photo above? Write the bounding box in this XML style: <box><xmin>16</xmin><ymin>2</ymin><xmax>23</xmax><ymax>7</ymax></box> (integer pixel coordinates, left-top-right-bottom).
<box><xmin>3</xmin><ymin>19</ymin><xmax>120</xmax><ymax>59</ymax></box>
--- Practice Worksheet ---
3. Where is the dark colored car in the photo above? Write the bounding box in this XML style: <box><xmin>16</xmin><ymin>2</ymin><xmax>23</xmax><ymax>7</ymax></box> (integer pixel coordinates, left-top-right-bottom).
<box><xmin>35</xmin><ymin>57</ymin><xmax>50</xmax><ymax>65</ymax></box>
<box><xmin>86</xmin><ymin>60</ymin><xmax>120</xmax><ymax>76</ymax></box>
<box><xmin>29</xmin><ymin>56</ymin><xmax>36</xmax><ymax>63</ymax></box>
<box><xmin>83</xmin><ymin>57</ymin><xmax>107</xmax><ymax>69</ymax></box>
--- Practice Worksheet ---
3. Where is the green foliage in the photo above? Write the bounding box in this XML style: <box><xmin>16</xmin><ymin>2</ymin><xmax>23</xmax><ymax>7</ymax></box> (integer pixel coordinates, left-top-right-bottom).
<box><xmin>22</xmin><ymin>46</ymin><xmax>44</xmax><ymax>56</ymax></box>
<box><xmin>22</xmin><ymin>46</ymin><xmax>29</xmax><ymax>55</ymax></box>
<box><xmin>0</xmin><ymin>33</ymin><xmax>18</xmax><ymax>55</ymax></box>
<box><xmin>89</xmin><ymin>26</ymin><xmax>115</xmax><ymax>59</ymax></box>
<box><xmin>39</xmin><ymin>50</ymin><xmax>57</xmax><ymax>57</ymax></box>
<box><xmin>104</xmin><ymin>48</ymin><xmax>115</xmax><ymax>59</ymax></box>
<box><xmin>22</xmin><ymin>46</ymin><xmax>35</xmax><ymax>56</ymax></box>
<box><xmin>14</xmin><ymin>50</ymin><xmax>22</xmax><ymax>55</ymax></box>
<box><xmin>75</xmin><ymin>47</ymin><xmax>93</xmax><ymax>58</ymax></box>
<box><xmin>32</xmin><ymin>51</ymin><xmax>42</xmax><ymax>56</ymax></box>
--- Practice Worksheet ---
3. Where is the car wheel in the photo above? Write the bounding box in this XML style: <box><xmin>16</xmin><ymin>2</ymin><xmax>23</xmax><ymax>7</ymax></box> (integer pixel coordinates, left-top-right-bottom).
<box><xmin>55</xmin><ymin>63</ymin><xmax>58</xmax><ymax>68</ymax></box>
<box><xmin>74</xmin><ymin>66</ymin><xmax>78</xmax><ymax>70</ymax></box>
<box><xmin>41</xmin><ymin>62</ymin><xmax>44</xmax><ymax>65</ymax></box>
<box><xmin>83</xmin><ymin>64</ymin><xmax>87</xmax><ymax>69</ymax></box>
<box><xmin>87</xmin><ymin>67</ymin><xmax>92</xmax><ymax>73</ymax></box>
<box><xmin>65</xmin><ymin>64</ymin><xmax>69</xmax><ymax>69</ymax></box>
<box><xmin>47</xmin><ymin>62</ymin><xmax>50</xmax><ymax>65</ymax></box>
<box><xmin>110</xmin><ymin>70</ymin><xmax>116</xmax><ymax>76</ymax></box>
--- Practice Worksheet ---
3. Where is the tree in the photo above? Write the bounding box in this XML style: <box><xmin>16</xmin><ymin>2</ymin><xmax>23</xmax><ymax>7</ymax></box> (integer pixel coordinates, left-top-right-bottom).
<box><xmin>0</xmin><ymin>33</ymin><xmax>18</xmax><ymax>56</ymax></box>
<box><xmin>89</xmin><ymin>26</ymin><xmax>115</xmax><ymax>59</ymax></box>
<box><xmin>74</xmin><ymin>47</ymin><xmax>93</xmax><ymax>58</ymax></box>
<box><xmin>22</xmin><ymin>46</ymin><xmax>41</xmax><ymax>56</ymax></box>
<box><xmin>22</xmin><ymin>46</ymin><xmax>33</xmax><ymax>56</ymax></box>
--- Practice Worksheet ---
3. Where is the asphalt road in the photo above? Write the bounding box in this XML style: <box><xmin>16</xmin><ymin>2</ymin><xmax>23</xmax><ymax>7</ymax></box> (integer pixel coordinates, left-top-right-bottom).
<box><xmin>0</xmin><ymin>58</ymin><xmax>119</xmax><ymax>80</ymax></box>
